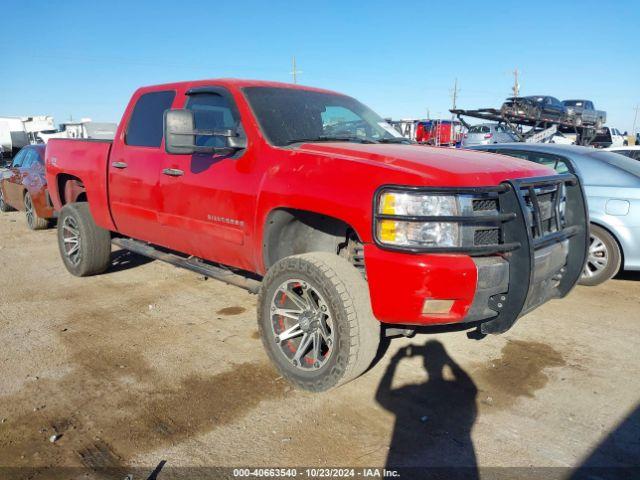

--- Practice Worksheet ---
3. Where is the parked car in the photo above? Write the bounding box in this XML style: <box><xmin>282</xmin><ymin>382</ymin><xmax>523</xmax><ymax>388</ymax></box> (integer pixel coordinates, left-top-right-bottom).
<box><xmin>461</xmin><ymin>123</ymin><xmax>518</xmax><ymax>147</ymax></box>
<box><xmin>45</xmin><ymin>79</ymin><xmax>588</xmax><ymax>391</ymax></box>
<box><xmin>591</xmin><ymin>127</ymin><xmax>626</xmax><ymax>148</ymax></box>
<box><xmin>0</xmin><ymin>144</ymin><xmax>54</xmax><ymax>229</ymax></box>
<box><xmin>606</xmin><ymin>146</ymin><xmax>640</xmax><ymax>161</ymax></box>
<box><xmin>501</xmin><ymin>96</ymin><xmax>567</xmax><ymax>122</ymax></box>
<box><xmin>562</xmin><ymin>100</ymin><xmax>606</xmax><ymax>128</ymax></box>
<box><xmin>469</xmin><ymin>143</ymin><xmax>640</xmax><ymax>285</ymax></box>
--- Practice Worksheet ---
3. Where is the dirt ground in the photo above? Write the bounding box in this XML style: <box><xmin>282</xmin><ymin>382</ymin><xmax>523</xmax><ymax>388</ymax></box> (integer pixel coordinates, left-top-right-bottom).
<box><xmin>0</xmin><ymin>210</ymin><xmax>639</xmax><ymax>478</ymax></box>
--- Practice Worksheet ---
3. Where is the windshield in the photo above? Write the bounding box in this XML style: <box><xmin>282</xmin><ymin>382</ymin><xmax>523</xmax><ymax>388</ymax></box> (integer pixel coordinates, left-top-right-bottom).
<box><xmin>469</xmin><ymin>125</ymin><xmax>490</xmax><ymax>134</ymax></box>
<box><xmin>243</xmin><ymin>87</ymin><xmax>402</xmax><ymax>146</ymax></box>
<box><xmin>563</xmin><ymin>100</ymin><xmax>583</xmax><ymax>107</ymax></box>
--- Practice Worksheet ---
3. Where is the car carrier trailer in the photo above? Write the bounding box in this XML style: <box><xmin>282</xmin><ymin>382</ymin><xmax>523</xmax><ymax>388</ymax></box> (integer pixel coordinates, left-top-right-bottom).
<box><xmin>450</xmin><ymin>107</ymin><xmax>599</xmax><ymax>146</ymax></box>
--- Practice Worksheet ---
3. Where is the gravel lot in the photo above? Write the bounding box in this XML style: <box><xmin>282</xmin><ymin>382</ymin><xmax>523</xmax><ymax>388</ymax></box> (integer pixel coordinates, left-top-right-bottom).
<box><xmin>0</xmin><ymin>210</ymin><xmax>638</xmax><ymax>478</ymax></box>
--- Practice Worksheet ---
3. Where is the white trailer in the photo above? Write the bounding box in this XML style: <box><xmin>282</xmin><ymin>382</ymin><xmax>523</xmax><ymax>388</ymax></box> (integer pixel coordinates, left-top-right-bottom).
<box><xmin>0</xmin><ymin>117</ymin><xmax>29</xmax><ymax>155</ymax></box>
<box><xmin>36</xmin><ymin>120</ymin><xmax>118</xmax><ymax>143</ymax></box>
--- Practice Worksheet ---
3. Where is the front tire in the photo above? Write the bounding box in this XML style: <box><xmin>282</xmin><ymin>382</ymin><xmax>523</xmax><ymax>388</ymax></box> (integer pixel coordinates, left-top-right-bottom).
<box><xmin>57</xmin><ymin>202</ymin><xmax>111</xmax><ymax>277</ymax></box>
<box><xmin>258</xmin><ymin>252</ymin><xmax>380</xmax><ymax>392</ymax></box>
<box><xmin>579</xmin><ymin>224</ymin><xmax>621</xmax><ymax>286</ymax></box>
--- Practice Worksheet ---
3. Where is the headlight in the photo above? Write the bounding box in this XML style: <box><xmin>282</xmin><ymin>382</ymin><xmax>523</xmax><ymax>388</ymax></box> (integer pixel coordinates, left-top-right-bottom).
<box><xmin>376</xmin><ymin>191</ymin><xmax>460</xmax><ymax>247</ymax></box>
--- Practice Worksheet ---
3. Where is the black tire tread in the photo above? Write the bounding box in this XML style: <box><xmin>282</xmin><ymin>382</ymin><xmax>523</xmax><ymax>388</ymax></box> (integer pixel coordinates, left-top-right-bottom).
<box><xmin>57</xmin><ymin>202</ymin><xmax>111</xmax><ymax>277</ymax></box>
<box><xmin>579</xmin><ymin>224</ymin><xmax>621</xmax><ymax>286</ymax></box>
<box><xmin>258</xmin><ymin>252</ymin><xmax>379</xmax><ymax>391</ymax></box>
<box><xmin>0</xmin><ymin>189</ymin><xmax>13</xmax><ymax>212</ymax></box>
<box><xmin>25</xmin><ymin>193</ymin><xmax>49</xmax><ymax>230</ymax></box>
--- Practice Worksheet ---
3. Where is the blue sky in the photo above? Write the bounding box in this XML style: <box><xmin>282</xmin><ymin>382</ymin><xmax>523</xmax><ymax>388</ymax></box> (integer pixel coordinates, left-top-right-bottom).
<box><xmin>3</xmin><ymin>0</ymin><xmax>639</xmax><ymax>132</ymax></box>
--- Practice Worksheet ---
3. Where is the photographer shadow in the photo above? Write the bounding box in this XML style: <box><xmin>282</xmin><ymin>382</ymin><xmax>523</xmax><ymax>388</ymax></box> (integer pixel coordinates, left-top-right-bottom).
<box><xmin>375</xmin><ymin>340</ymin><xmax>478</xmax><ymax>478</ymax></box>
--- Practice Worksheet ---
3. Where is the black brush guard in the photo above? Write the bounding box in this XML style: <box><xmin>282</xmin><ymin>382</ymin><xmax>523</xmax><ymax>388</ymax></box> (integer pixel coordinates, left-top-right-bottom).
<box><xmin>480</xmin><ymin>174</ymin><xmax>588</xmax><ymax>334</ymax></box>
<box><xmin>373</xmin><ymin>173</ymin><xmax>589</xmax><ymax>334</ymax></box>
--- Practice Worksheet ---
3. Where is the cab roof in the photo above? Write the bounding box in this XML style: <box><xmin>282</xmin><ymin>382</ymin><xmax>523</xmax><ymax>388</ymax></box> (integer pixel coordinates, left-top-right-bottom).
<box><xmin>136</xmin><ymin>78</ymin><xmax>342</xmax><ymax>96</ymax></box>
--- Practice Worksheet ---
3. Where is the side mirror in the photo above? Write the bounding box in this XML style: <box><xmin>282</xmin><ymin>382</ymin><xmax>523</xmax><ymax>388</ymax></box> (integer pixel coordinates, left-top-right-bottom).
<box><xmin>164</xmin><ymin>108</ymin><xmax>247</xmax><ymax>155</ymax></box>
<box><xmin>164</xmin><ymin>109</ymin><xmax>196</xmax><ymax>155</ymax></box>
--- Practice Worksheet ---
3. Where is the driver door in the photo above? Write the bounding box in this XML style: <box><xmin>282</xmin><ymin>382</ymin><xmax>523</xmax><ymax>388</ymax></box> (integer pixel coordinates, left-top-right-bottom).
<box><xmin>158</xmin><ymin>87</ymin><xmax>257</xmax><ymax>270</ymax></box>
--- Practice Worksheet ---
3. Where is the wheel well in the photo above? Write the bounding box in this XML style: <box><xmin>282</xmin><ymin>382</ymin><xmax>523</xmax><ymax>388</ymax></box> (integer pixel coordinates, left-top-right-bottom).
<box><xmin>590</xmin><ymin>221</ymin><xmax>625</xmax><ymax>268</ymax></box>
<box><xmin>57</xmin><ymin>174</ymin><xmax>86</xmax><ymax>205</ymax></box>
<box><xmin>262</xmin><ymin>208</ymin><xmax>360</xmax><ymax>270</ymax></box>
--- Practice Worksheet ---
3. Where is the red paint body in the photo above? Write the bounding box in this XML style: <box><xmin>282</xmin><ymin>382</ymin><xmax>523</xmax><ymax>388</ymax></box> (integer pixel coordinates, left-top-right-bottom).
<box><xmin>1</xmin><ymin>144</ymin><xmax>54</xmax><ymax>219</ymax></box>
<box><xmin>45</xmin><ymin>79</ymin><xmax>554</xmax><ymax>326</ymax></box>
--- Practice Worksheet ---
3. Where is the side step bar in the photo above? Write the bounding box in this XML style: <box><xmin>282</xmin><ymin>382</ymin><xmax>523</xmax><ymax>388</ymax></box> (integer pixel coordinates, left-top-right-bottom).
<box><xmin>112</xmin><ymin>237</ymin><xmax>262</xmax><ymax>294</ymax></box>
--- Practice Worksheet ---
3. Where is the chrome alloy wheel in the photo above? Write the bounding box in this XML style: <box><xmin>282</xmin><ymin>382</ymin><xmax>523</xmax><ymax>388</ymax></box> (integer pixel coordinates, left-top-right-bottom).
<box><xmin>270</xmin><ymin>279</ymin><xmax>335</xmax><ymax>371</ymax></box>
<box><xmin>25</xmin><ymin>194</ymin><xmax>35</xmax><ymax>228</ymax></box>
<box><xmin>583</xmin><ymin>232</ymin><xmax>609</xmax><ymax>279</ymax></box>
<box><xmin>62</xmin><ymin>215</ymin><xmax>81</xmax><ymax>266</ymax></box>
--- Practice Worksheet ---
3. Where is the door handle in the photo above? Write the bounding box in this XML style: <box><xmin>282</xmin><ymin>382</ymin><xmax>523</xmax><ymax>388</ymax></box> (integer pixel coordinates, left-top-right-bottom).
<box><xmin>162</xmin><ymin>168</ymin><xmax>184</xmax><ymax>177</ymax></box>
<box><xmin>112</xmin><ymin>161</ymin><xmax>128</xmax><ymax>169</ymax></box>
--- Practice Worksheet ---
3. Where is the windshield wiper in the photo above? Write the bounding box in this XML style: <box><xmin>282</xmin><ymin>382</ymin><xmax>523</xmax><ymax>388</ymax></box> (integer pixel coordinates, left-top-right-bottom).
<box><xmin>285</xmin><ymin>136</ymin><xmax>378</xmax><ymax>145</ymax></box>
<box><xmin>377</xmin><ymin>137</ymin><xmax>413</xmax><ymax>144</ymax></box>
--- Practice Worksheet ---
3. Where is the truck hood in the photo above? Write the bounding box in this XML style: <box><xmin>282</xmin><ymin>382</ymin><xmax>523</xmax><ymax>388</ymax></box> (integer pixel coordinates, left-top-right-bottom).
<box><xmin>297</xmin><ymin>143</ymin><xmax>554</xmax><ymax>186</ymax></box>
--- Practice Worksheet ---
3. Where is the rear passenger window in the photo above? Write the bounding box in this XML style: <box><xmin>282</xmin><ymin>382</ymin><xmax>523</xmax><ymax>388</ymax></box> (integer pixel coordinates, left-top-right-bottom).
<box><xmin>126</xmin><ymin>90</ymin><xmax>176</xmax><ymax>147</ymax></box>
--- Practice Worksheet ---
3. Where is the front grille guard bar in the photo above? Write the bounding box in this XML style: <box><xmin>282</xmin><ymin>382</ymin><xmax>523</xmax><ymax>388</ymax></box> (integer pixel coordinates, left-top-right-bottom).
<box><xmin>372</xmin><ymin>174</ymin><xmax>589</xmax><ymax>334</ymax></box>
<box><xmin>480</xmin><ymin>174</ymin><xmax>589</xmax><ymax>334</ymax></box>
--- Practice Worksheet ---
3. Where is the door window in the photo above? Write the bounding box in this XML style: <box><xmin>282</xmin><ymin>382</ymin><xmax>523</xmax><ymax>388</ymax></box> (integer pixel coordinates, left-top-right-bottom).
<box><xmin>186</xmin><ymin>92</ymin><xmax>241</xmax><ymax>147</ymax></box>
<box><xmin>125</xmin><ymin>90</ymin><xmax>176</xmax><ymax>147</ymax></box>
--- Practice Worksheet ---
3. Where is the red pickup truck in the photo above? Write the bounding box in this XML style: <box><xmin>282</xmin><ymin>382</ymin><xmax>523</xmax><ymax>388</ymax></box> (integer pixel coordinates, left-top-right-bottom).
<box><xmin>45</xmin><ymin>79</ymin><xmax>588</xmax><ymax>391</ymax></box>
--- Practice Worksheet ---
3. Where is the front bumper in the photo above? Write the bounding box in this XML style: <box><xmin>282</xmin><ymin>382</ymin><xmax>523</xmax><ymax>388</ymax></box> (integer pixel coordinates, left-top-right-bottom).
<box><xmin>365</xmin><ymin>175</ymin><xmax>589</xmax><ymax>333</ymax></box>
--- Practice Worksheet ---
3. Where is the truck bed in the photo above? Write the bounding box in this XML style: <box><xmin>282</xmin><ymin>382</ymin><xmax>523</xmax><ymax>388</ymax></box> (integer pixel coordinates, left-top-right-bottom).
<box><xmin>45</xmin><ymin>138</ymin><xmax>115</xmax><ymax>231</ymax></box>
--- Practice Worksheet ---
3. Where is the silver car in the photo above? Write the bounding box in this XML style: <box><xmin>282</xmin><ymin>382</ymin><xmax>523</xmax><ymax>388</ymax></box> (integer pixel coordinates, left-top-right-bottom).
<box><xmin>469</xmin><ymin>143</ymin><xmax>640</xmax><ymax>285</ymax></box>
<box><xmin>461</xmin><ymin>123</ymin><xmax>518</xmax><ymax>147</ymax></box>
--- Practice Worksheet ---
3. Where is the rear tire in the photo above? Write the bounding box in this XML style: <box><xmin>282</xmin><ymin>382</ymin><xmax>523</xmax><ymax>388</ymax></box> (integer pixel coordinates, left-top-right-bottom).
<box><xmin>57</xmin><ymin>202</ymin><xmax>111</xmax><ymax>277</ymax></box>
<box><xmin>579</xmin><ymin>224</ymin><xmax>621</xmax><ymax>286</ymax></box>
<box><xmin>258</xmin><ymin>252</ymin><xmax>380</xmax><ymax>392</ymax></box>
<box><xmin>24</xmin><ymin>192</ymin><xmax>49</xmax><ymax>230</ymax></box>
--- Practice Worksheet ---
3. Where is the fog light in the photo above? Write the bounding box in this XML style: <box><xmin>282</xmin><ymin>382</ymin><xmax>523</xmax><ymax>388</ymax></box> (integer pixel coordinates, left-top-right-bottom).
<box><xmin>422</xmin><ymin>299</ymin><xmax>455</xmax><ymax>315</ymax></box>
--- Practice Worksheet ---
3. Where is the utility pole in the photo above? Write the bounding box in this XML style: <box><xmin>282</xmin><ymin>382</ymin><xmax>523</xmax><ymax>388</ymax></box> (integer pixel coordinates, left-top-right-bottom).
<box><xmin>290</xmin><ymin>56</ymin><xmax>302</xmax><ymax>84</ymax></box>
<box><xmin>633</xmin><ymin>104</ymin><xmax>639</xmax><ymax>135</ymax></box>
<box><xmin>450</xmin><ymin>78</ymin><xmax>459</xmax><ymax>110</ymax></box>
<box><xmin>512</xmin><ymin>68</ymin><xmax>520</xmax><ymax>98</ymax></box>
